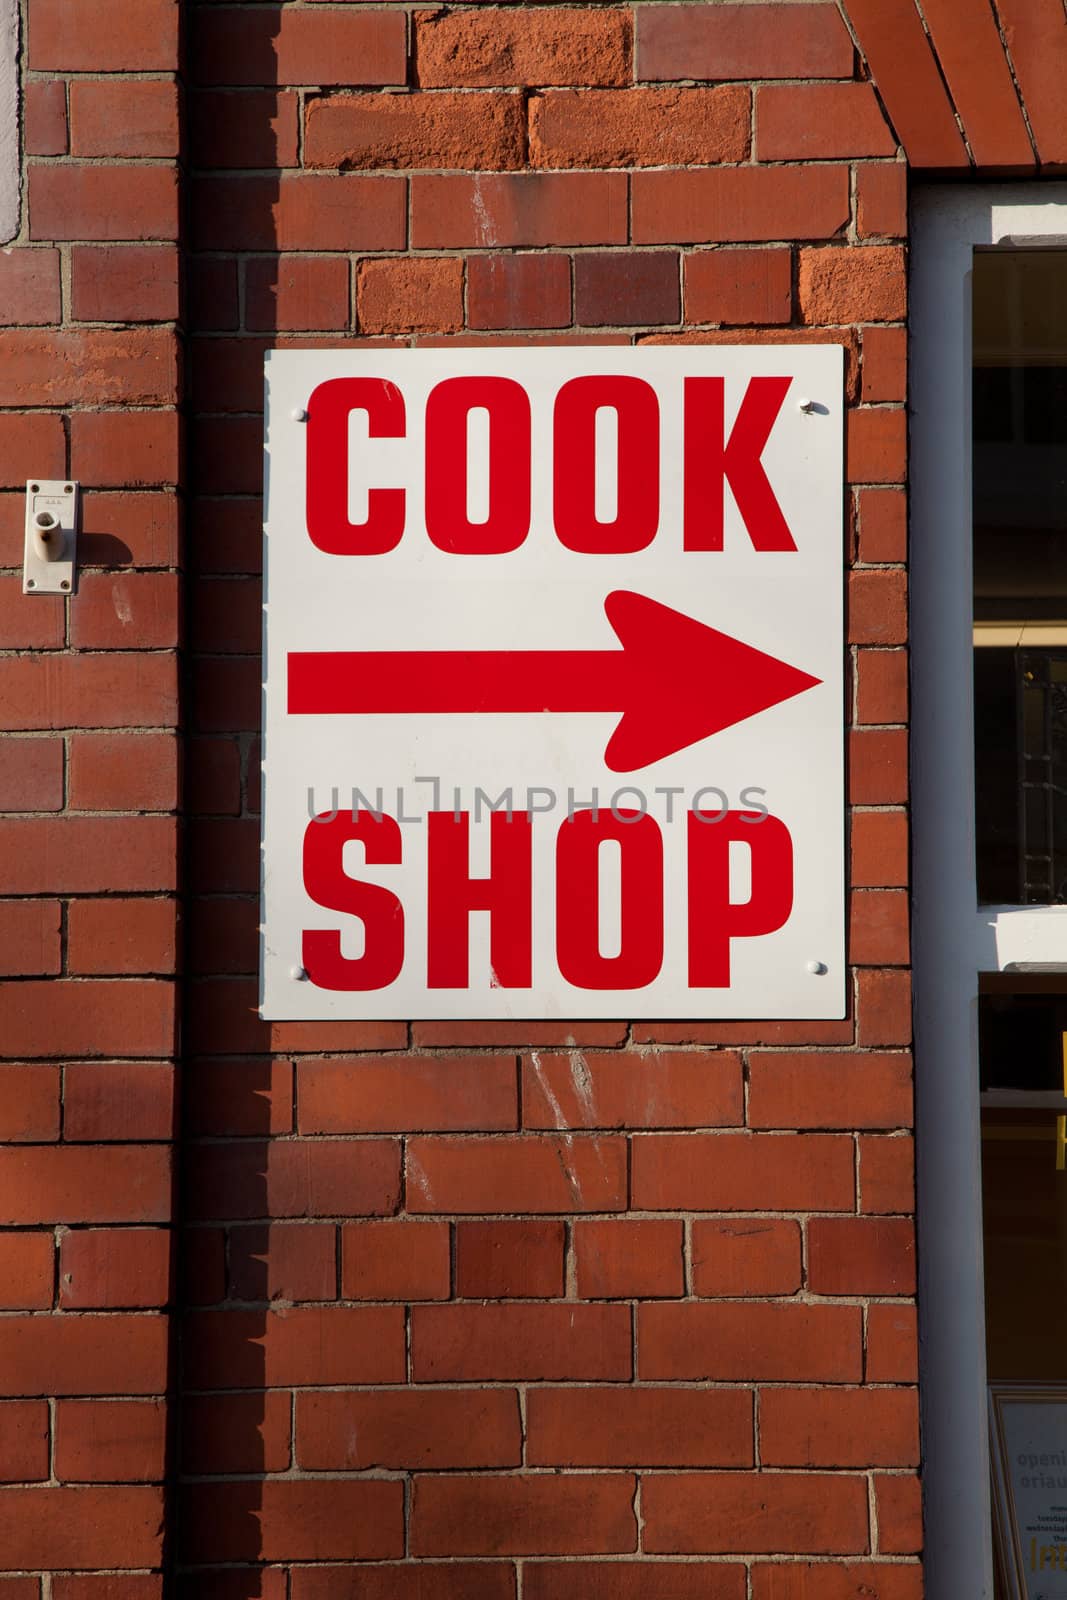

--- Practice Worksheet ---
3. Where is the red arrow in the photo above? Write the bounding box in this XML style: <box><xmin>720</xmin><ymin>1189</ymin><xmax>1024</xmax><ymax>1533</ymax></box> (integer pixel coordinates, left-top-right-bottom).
<box><xmin>287</xmin><ymin>590</ymin><xmax>821</xmax><ymax>773</ymax></box>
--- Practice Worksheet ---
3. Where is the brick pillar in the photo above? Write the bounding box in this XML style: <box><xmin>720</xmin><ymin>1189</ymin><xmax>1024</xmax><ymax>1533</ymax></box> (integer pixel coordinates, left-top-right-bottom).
<box><xmin>0</xmin><ymin>0</ymin><xmax>181</xmax><ymax>1590</ymax></box>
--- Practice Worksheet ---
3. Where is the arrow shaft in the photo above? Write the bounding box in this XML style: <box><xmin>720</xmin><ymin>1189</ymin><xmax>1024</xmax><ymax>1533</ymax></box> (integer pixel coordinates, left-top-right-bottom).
<box><xmin>288</xmin><ymin>649</ymin><xmax>625</xmax><ymax>715</ymax></box>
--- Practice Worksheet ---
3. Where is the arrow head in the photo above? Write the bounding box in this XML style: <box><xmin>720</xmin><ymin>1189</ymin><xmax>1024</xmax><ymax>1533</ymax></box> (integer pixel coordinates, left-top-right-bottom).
<box><xmin>602</xmin><ymin>590</ymin><xmax>822</xmax><ymax>773</ymax></box>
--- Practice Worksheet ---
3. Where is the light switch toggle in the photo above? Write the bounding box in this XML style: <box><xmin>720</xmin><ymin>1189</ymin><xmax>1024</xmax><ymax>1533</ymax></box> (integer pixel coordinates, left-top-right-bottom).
<box><xmin>23</xmin><ymin>479</ymin><xmax>79</xmax><ymax>594</ymax></box>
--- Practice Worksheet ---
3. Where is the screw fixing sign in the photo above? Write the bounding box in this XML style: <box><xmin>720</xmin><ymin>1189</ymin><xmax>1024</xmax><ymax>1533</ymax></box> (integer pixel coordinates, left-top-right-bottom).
<box><xmin>261</xmin><ymin>347</ymin><xmax>844</xmax><ymax>1020</ymax></box>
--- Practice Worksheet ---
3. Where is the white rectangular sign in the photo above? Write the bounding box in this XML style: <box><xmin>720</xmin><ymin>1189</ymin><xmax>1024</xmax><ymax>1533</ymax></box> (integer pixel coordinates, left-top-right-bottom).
<box><xmin>261</xmin><ymin>347</ymin><xmax>844</xmax><ymax>1020</ymax></box>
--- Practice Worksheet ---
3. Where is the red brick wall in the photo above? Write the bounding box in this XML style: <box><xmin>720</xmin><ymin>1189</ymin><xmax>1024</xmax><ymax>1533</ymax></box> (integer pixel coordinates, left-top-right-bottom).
<box><xmin>1</xmin><ymin>0</ymin><xmax>916</xmax><ymax>1594</ymax></box>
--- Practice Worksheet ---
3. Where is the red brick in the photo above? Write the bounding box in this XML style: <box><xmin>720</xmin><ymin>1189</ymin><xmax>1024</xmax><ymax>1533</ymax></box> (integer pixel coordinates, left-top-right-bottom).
<box><xmin>456</xmin><ymin>1219</ymin><xmax>564</xmax><ymax>1298</ymax></box>
<box><xmin>357</xmin><ymin>258</ymin><xmax>464</xmax><ymax>335</ymax></box>
<box><xmin>30</xmin><ymin>0</ymin><xmax>178</xmax><ymax>70</ymax></box>
<box><xmin>194</xmin><ymin>8</ymin><xmax>406</xmax><ymax>89</ymax></box>
<box><xmin>862</xmin><ymin>325</ymin><xmax>907</xmax><ymax>403</ymax></box>
<box><xmin>856</xmin><ymin>650</ymin><xmax>908</xmax><ymax>725</ymax></box>
<box><xmin>412</xmin><ymin>174</ymin><xmax>627</xmax><ymax>249</ymax></box>
<box><xmin>851</xmin><ymin>810</ymin><xmax>909</xmax><ymax>889</ymax></box>
<box><xmin>181</xmin><ymin>1390</ymin><xmax>291</xmax><ymax>1474</ymax></box>
<box><xmin>29</xmin><ymin>165</ymin><xmax>179</xmax><ymax>244</ymax></box>
<box><xmin>874</xmin><ymin>1475</ymin><xmax>922</xmax><ymax>1554</ymax></box>
<box><xmin>573</xmin><ymin>1218</ymin><xmax>684</xmax><ymax>1298</ymax></box>
<box><xmin>24</xmin><ymin>81</ymin><xmax>67</xmax><ymax>156</ymax></box>
<box><xmin>0</xmin><ymin>1314</ymin><xmax>168</xmax><ymax>1396</ymax></box>
<box><xmin>0</xmin><ymin>739</ymin><xmax>63</xmax><ymax>812</ymax></box>
<box><xmin>2</xmin><ymin>979</ymin><xmax>150</xmax><ymax>1059</ymax></box>
<box><xmin>306</xmin><ymin>91</ymin><xmax>523</xmax><ymax>170</ymax></box>
<box><xmin>748</xmin><ymin>1051</ymin><xmax>912</xmax><ymax>1130</ymax></box>
<box><xmin>297</xmin><ymin>1389</ymin><xmax>521</xmax><ymax>1471</ymax></box>
<box><xmin>761</xmin><ymin>1387</ymin><xmax>919</xmax><ymax>1468</ymax></box>
<box><xmin>573</xmin><ymin>252</ymin><xmax>679</xmax><ymax>327</ymax></box>
<box><xmin>801</xmin><ymin>248</ymin><xmax>905</xmax><ymax>326</ymax></box>
<box><xmin>0</xmin><ymin>578</ymin><xmax>64</xmax><ymax>650</ymax></box>
<box><xmin>0</xmin><ymin>1583</ymin><xmax>42</xmax><ymax>1600</ymax></box>
<box><xmin>412</xmin><ymin>1303</ymin><xmax>632</xmax><ymax>1382</ymax></box>
<box><xmin>185</xmin><ymin>736</ymin><xmax>242</xmax><ymax>813</ymax></box>
<box><xmin>849</xmin><ymin>567</ymin><xmax>907</xmax><ymax>640</ymax></box>
<box><xmin>70</xmin><ymin>81</ymin><xmax>178</xmax><ymax>158</ymax></box>
<box><xmin>860</xmin><ymin>1135</ymin><xmax>915</xmax><ymax>1214</ymax></box>
<box><xmin>299</xmin><ymin>1054</ymin><xmax>515</xmax><ymax>1133</ymax></box>
<box><xmin>59</xmin><ymin>1228</ymin><xmax>169</xmax><ymax>1311</ymax></box>
<box><xmin>523</xmin><ymin>1049</ymin><xmax>740</xmax><ymax>1129</ymax></box>
<box><xmin>80</xmin><ymin>490</ymin><xmax>180</xmax><ymax>569</ymax></box>
<box><xmin>691</xmin><ymin>1218</ymin><xmax>802</xmax><ymax>1297</ymax></box>
<box><xmin>0</xmin><ymin>414</ymin><xmax>66</xmax><ymax>484</ymax></box>
<box><xmin>639</xmin><ymin>1302</ymin><xmax>863</xmax><ymax>1382</ymax></box>
<box><xmin>54</xmin><ymin>1583</ymin><xmax>163</xmax><ymax>1600</ymax></box>
<box><xmin>857</xmin><ymin>488</ymin><xmax>907</xmax><ymax>564</ymax></box>
<box><xmin>633</xmin><ymin>167</ymin><xmax>850</xmax><ymax>246</ymax></box>
<box><xmin>0</xmin><ymin>1484</ymin><xmax>163</xmax><ymax>1567</ymax></box>
<box><xmin>844</xmin><ymin>0</ymin><xmax>967</xmax><ymax>167</ymax></box>
<box><xmin>632</xmin><ymin>1132</ymin><xmax>854</xmax><ymax>1211</ymax></box>
<box><xmin>867</xmin><ymin>1303</ymin><xmax>919</xmax><ymax>1382</ymax></box>
<box><xmin>66</xmin><ymin>899</ymin><xmax>175</xmax><ymax>977</ymax></box>
<box><xmin>184</xmin><ymin>1058</ymin><xmax>293</xmax><ymax>1136</ymax></box>
<box><xmin>190</xmin><ymin>89</ymin><xmax>299</xmax><ymax>170</ymax></box>
<box><xmin>467</xmin><ymin>255</ymin><xmax>571</xmax><ymax>331</ymax></box>
<box><xmin>413</xmin><ymin>1020</ymin><xmax>627</xmax><ymax>1048</ymax></box>
<box><xmin>192</xmin><ymin>175</ymin><xmax>406</xmax><ymax>253</ymax></box>
<box><xmin>643</xmin><ymin>1472</ymin><xmax>869</xmax><ymax>1554</ymax></box>
<box><xmin>0</xmin><ymin>250</ymin><xmax>62</xmax><ymax>325</ymax></box>
<box><xmin>407</xmin><ymin>1135</ymin><xmax>625</xmax><ymax>1213</ymax></box>
<box><xmin>531</xmin><ymin>86</ymin><xmax>747</xmax><ymax>167</ymax></box>
<box><xmin>55</xmin><ymin>1400</ymin><xmax>166</xmax><ymax>1482</ymax></box>
<box><xmin>69</xmin><ymin>733</ymin><xmax>178</xmax><ymax>811</ymax></box>
<box><xmin>638</xmin><ymin>4</ymin><xmax>854</xmax><ymax>81</ymax></box>
<box><xmin>246</xmin><ymin>257</ymin><xmax>350</xmax><ymax>333</ymax></box>
<box><xmin>857</xmin><ymin>968</ymin><xmax>913</xmax><ymax>1047</ymax></box>
<box><xmin>0</xmin><ymin>1402</ymin><xmax>49</xmax><ymax>1482</ymax></box>
<box><xmin>341</xmin><ymin>1220</ymin><xmax>450</xmax><ymax>1300</ymax></box>
<box><xmin>528</xmin><ymin>1387</ymin><xmax>752</xmax><ymax>1468</ymax></box>
<box><xmin>181</xmin><ymin>1479</ymin><xmax>404</xmax><ymax>1564</ymax></box>
<box><xmin>0</xmin><ymin>1147</ymin><xmax>169</xmax><ymax>1224</ymax></box>
<box><xmin>0</xmin><ymin>1064</ymin><xmax>60</xmax><ymax>1141</ymax></box>
<box><xmin>0</xmin><ymin>817</ymin><xmax>175</xmax><ymax>893</ymax></box>
<box><xmin>0</xmin><ymin>899</ymin><xmax>61</xmax><ymax>976</ymax></box>
<box><xmin>291</xmin><ymin>1569</ymin><xmax>513</xmax><ymax>1600</ymax></box>
<box><xmin>757</xmin><ymin>83</ymin><xmax>896</xmax><ymax>160</ymax></box>
<box><xmin>71</xmin><ymin>416</ymin><xmax>180</xmax><ymax>492</ymax></box>
<box><xmin>183</xmin><ymin>1306</ymin><xmax>405</xmax><ymax>1388</ymax></box>
<box><xmin>64</xmin><ymin>1062</ymin><xmax>175</xmax><ymax>1143</ymax></box>
<box><xmin>71</xmin><ymin>245</ymin><xmax>179</xmax><ymax>324</ymax></box>
<box><xmin>995</xmin><ymin>0</ymin><xmax>1067</xmax><ymax>165</ymax></box>
<box><xmin>525</xmin><ymin>1566</ymin><xmax>745</xmax><ymax>1600</ymax></box>
<box><xmin>230</xmin><ymin>1222</ymin><xmax>336</xmax><ymax>1302</ymax></box>
<box><xmin>685</xmin><ymin>248</ymin><xmax>791</xmax><ymax>326</ymax></box>
<box><xmin>808</xmin><ymin>1217</ymin><xmax>916</xmax><ymax>1295</ymax></box>
<box><xmin>751</xmin><ymin>1565</ymin><xmax>922</xmax><ymax>1600</ymax></box>
<box><xmin>857</xmin><ymin>165</ymin><xmax>908</xmax><ymax>241</ymax></box>
<box><xmin>183</xmin><ymin>1139</ymin><xmax>400</xmax><ymax>1222</ymax></box>
<box><xmin>411</xmin><ymin>1473</ymin><xmax>636</xmax><ymax>1556</ymax></box>
<box><xmin>0</xmin><ymin>1235</ymin><xmax>54</xmax><ymax>1311</ymax></box>
<box><xmin>417</xmin><ymin>9</ymin><xmax>630</xmax><ymax>87</ymax></box>
<box><xmin>850</xmin><ymin>890</ymin><xmax>910</xmax><ymax>968</ymax></box>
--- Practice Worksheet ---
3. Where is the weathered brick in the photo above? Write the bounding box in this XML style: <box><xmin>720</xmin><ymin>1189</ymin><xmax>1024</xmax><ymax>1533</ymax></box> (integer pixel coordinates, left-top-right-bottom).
<box><xmin>306</xmin><ymin>92</ymin><xmax>524</xmax><ymax>170</ymax></box>
<box><xmin>530</xmin><ymin>86</ymin><xmax>748</xmax><ymax>167</ymax></box>
<box><xmin>800</xmin><ymin>247</ymin><xmax>906</xmax><ymax>325</ymax></box>
<box><xmin>407</xmin><ymin>1135</ymin><xmax>626</xmax><ymax>1213</ymax></box>
<box><xmin>417</xmin><ymin>10</ymin><xmax>631</xmax><ymax>88</ymax></box>
<box><xmin>412</xmin><ymin>174</ymin><xmax>627</xmax><ymax>249</ymax></box>
<box><xmin>357</xmin><ymin>258</ymin><xmax>464</xmax><ymax>334</ymax></box>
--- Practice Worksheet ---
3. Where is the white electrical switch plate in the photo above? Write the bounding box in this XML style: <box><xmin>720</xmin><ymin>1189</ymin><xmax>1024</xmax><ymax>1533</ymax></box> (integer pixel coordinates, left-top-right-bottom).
<box><xmin>23</xmin><ymin>478</ymin><xmax>78</xmax><ymax>594</ymax></box>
